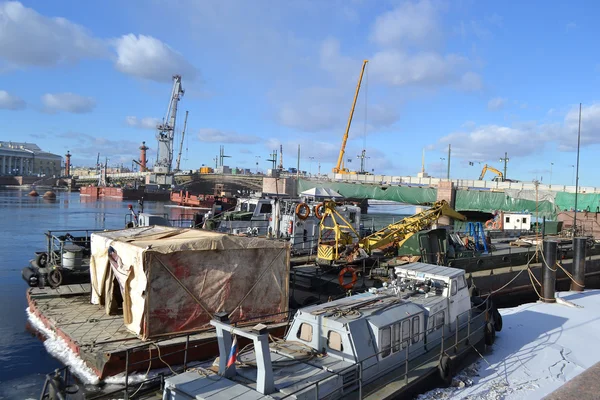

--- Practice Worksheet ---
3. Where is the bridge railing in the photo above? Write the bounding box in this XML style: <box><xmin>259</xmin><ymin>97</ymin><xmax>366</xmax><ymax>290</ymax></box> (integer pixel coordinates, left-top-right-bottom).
<box><xmin>329</xmin><ymin>174</ymin><xmax>598</xmax><ymax>194</ymax></box>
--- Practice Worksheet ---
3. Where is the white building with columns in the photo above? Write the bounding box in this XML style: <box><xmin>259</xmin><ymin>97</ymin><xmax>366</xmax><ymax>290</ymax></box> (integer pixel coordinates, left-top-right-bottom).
<box><xmin>0</xmin><ymin>141</ymin><xmax>63</xmax><ymax>177</ymax></box>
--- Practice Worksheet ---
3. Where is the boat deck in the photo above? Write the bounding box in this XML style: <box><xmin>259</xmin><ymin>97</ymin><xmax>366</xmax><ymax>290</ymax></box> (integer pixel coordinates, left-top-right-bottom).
<box><xmin>27</xmin><ymin>285</ymin><xmax>287</xmax><ymax>379</ymax></box>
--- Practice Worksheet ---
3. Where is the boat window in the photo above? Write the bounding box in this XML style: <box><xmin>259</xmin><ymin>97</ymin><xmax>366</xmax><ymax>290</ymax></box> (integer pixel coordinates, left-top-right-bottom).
<box><xmin>457</xmin><ymin>275</ymin><xmax>466</xmax><ymax>290</ymax></box>
<box><xmin>380</xmin><ymin>327</ymin><xmax>391</xmax><ymax>358</ymax></box>
<box><xmin>435</xmin><ymin>311</ymin><xmax>445</xmax><ymax>329</ymax></box>
<box><xmin>412</xmin><ymin>316</ymin><xmax>420</xmax><ymax>344</ymax></box>
<box><xmin>393</xmin><ymin>323</ymin><xmax>401</xmax><ymax>352</ymax></box>
<box><xmin>505</xmin><ymin>216</ymin><xmax>510</xmax><ymax>223</ymax></box>
<box><xmin>241</xmin><ymin>203</ymin><xmax>248</xmax><ymax>212</ymax></box>
<box><xmin>297</xmin><ymin>323</ymin><xmax>313</xmax><ymax>342</ymax></box>
<box><xmin>523</xmin><ymin>217</ymin><xmax>527</xmax><ymax>224</ymax></box>
<box><xmin>259</xmin><ymin>203</ymin><xmax>272</xmax><ymax>214</ymax></box>
<box><xmin>327</xmin><ymin>331</ymin><xmax>343</xmax><ymax>352</ymax></box>
<box><xmin>249</xmin><ymin>204</ymin><xmax>256</xmax><ymax>212</ymax></box>
<box><xmin>451</xmin><ymin>279</ymin><xmax>457</xmax><ymax>296</ymax></box>
<box><xmin>349</xmin><ymin>212</ymin><xmax>356</xmax><ymax>223</ymax></box>
<box><xmin>401</xmin><ymin>320</ymin><xmax>410</xmax><ymax>349</ymax></box>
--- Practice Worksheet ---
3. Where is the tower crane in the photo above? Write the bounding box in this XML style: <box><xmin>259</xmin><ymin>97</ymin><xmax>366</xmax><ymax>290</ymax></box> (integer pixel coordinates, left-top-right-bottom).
<box><xmin>154</xmin><ymin>75</ymin><xmax>184</xmax><ymax>175</ymax></box>
<box><xmin>332</xmin><ymin>59</ymin><xmax>368</xmax><ymax>174</ymax></box>
<box><xmin>175</xmin><ymin>110</ymin><xmax>189</xmax><ymax>172</ymax></box>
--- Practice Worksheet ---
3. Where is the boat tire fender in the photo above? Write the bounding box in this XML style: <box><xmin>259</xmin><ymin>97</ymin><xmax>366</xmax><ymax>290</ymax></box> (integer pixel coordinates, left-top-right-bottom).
<box><xmin>295</xmin><ymin>203</ymin><xmax>310</xmax><ymax>220</ymax></box>
<box><xmin>485</xmin><ymin>321</ymin><xmax>496</xmax><ymax>345</ymax></box>
<box><xmin>34</xmin><ymin>252</ymin><xmax>48</xmax><ymax>269</ymax></box>
<box><xmin>314</xmin><ymin>203</ymin><xmax>325</xmax><ymax>219</ymax></box>
<box><xmin>493</xmin><ymin>307</ymin><xmax>503</xmax><ymax>332</ymax></box>
<box><xmin>48</xmin><ymin>269</ymin><xmax>63</xmax><ymax>289</ymax></box>
<box><xmin>438</xmin><ymin>355</ymin><xmax>453</xmax><ymax>384</ymax></box>
<box><xmin>338</xmin><ymin>267</ymin><xmax>358</xmax><ymax>290</ymax></box>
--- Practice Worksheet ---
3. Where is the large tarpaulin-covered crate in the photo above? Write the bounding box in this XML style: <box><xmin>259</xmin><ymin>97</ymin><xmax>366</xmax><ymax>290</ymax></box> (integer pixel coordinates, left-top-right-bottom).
<box><xmin>89</xmin><ymin>226</ymin><xmax>289</xmax><ymax>340</ymax></box>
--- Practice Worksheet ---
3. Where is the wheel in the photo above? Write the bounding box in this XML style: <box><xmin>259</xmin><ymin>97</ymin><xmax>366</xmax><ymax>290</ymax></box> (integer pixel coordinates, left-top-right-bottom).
<box><xmin>493</xmin><ymin>308</ymin><xmax>503</xmax><ymax>332</ymax></box>
<box><xmin>485</xmin><ymin>321</ymin><xmax>496</xmax><ymax>345</ymax></box>
<box><xmin>438</xmin><ymin>355</ymin><xmax>453</xmax><ymax>385</ymax></box>
<box><xmin>34</xmin><ymin>252</ymin><xmax>48</xmax><ymax>268</ymax></box>
<box><xmin>48</xmin><ymin>269</ymin><xmax>63</xmax><ymax>288</ymax></box>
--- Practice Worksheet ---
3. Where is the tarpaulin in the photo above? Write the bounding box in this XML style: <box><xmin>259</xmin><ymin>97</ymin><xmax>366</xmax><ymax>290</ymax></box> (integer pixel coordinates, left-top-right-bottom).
<box><xmin>90</xmin><ymin>226</ymin><xmax>289</xmax><ymax>340</ymax></box>
<box><xmin>555</xmin><ymin>192</ymin><xmax>600</xmax><ymax>212</ymax></box>
<box><xmin>298</xmin><ymin>179</ymin><xmax>437</xmax><ymax>204</ymax></box>
<box><xmin>455</xmin><ymin>190</ymin><xmax>556</xmax><ymax>219</ymax></box>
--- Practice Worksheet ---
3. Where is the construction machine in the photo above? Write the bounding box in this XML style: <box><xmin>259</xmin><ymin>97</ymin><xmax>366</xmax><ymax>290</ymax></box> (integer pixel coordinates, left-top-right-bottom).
<box><xmin>332</xmin><ymin>60</ymin><xmax>368</xmax><ymax>174</ymax></box>
<box><xmin>479</xmin><ymin>164</ymin><xmax>504</xmax><ymax>181</ymax></box>
<box><xmin>316</xmin><ymin>200</ymin><xmax>467</xmax><ymax>266</ymax></box>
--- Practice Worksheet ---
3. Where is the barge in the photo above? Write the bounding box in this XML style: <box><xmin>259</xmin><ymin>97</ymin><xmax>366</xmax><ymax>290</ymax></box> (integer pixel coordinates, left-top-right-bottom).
<box><xmin>80</xmin><ymin>185</ymin><xmax>170</xmax><ymax>201</ymax></box>
<box><xmin>169</xmin><ymin>190</ymin><xmax>237</xmax><ymax>211</ymax></box>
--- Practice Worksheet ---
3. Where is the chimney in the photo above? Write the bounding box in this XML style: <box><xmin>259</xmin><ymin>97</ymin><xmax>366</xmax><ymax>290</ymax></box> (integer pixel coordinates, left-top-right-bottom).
<box><xmin>139</xmin><ymin>141</ymin><xmax>149</xmax><ymax>171</ymax></box>
<box><xmin>65</xmin><ymin>151</ymin><xmax>71</xmax><ymax>176</ymax></box>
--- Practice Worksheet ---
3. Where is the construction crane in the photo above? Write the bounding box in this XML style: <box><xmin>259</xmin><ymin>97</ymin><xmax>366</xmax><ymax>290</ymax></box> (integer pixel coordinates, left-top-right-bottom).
<box><xmin>175</xmin><ymin>110</ymin><xmax>189</xmax><ymax>172</ymax></box>
<box><xmin>479</xmin><ymin>164</ymin><xmax>504</xmax><ymax>181</ymax></box>
<box><xmin>278</xmin><ymin>144</ymin><xmax>283</xmax><ymax>170</ymax></box>
<box><xmin>332</xmin><ymin>60</ymin><xmax>368</xmax><ymax>174</ymax></box>
<box><xmin>317</xmin><ymin>200</ymin><xmax>467</xmax><ymax>264</ymax></box>
<box><xmin>154</xmin><ymin>75</ymin><xmax>184</xmax><ymax>174</ymax></box>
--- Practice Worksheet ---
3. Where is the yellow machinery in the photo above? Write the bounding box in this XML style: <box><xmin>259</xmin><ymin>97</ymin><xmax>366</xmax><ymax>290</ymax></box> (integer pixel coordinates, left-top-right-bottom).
<box><xmin>479</xmin><ymin>164</ymin><xmax>504</xmax><ymax>181</ymax></box>
<box><xmin>332</xmin><ymin>60</ymin><xmax>368</xmax><ymax>174</ymax></box>
<box><xmin>317</xmin><ymin>200</ymin><xmax>467</xmax><ymax>264</ymax></box>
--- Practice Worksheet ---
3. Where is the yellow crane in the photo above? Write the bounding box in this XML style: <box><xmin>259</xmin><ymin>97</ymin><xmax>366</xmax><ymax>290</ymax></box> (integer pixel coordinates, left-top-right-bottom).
<box><xmin>479</xmin><ymin>164</ymin><xmax>504</xmax><ymax>181</ymax></box>
<box><xmin>332</xmin><ymin>59</ymin><xmax>368</xmax><ymax>174</ymax></box>
<box><xmin>317</xmin><ymin>200</ymin><xmax>467</xmax><ymax>265</ymax></box>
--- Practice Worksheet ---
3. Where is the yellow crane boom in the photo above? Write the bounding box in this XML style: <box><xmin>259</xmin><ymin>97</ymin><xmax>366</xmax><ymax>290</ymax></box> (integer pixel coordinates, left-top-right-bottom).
<box><xmin>333</xmin><ymin>59</ymin><xmax>368</xmax><ymax>174</ymax></box>
<box><xmin>479</xmin><ymin>164</ymin><xmax>504</xmax><ymax>181</ymax></box>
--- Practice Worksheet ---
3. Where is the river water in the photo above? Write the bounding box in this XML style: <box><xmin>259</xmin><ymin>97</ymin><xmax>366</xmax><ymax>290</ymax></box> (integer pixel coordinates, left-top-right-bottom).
<box><xmin>0</xmin><ymin>189</ymin><xmax>408</xmax><ymax>398</ymax></box>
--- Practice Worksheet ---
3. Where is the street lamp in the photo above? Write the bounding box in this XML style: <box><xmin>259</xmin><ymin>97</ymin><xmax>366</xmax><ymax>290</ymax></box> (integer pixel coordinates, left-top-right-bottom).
<box><xmin>255</xmin><ymin>156</ymin><xmax>261</xmax><ymax>174</ymax></box>
<box><xmin>570</xmin><ymin>164</ymin><xmax>575</xmax><ymax>186</ymax></box>
<box><xmin>440</xmin><ymin>157</ymin><xmax>445</xmax><ymax>177</ymax></box>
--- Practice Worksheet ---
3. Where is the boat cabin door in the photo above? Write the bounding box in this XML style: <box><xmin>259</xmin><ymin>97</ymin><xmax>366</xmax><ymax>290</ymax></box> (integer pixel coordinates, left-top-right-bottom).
<box><xmin>447</xmin><ymin>274</ymin><xmax>470</xmax><ymax>328</ymax></box>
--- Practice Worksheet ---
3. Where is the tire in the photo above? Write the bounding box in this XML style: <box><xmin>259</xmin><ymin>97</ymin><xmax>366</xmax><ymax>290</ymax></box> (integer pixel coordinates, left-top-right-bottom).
<box><xmin>48</xmin><ymin>269</ymin><xmax>63</xmax><ymax>288</ymax></box>
<box><xmin>485</xmin><ymin>322</ymin><xmax>496</xmax><ymax>346</ymax></box>
<box><xmin>438</xmin><ymin>355</ymin><xmax>453</xmax><ymax>385</ymax></box>
<box><xmin>493</xmin><ymin>308</ymin><xmax>503</xmax><ymax>332</ymax></box>
<box><xmin>34</xmin><ymin>252</ymin><xmax>48</xmax><ymax>268</ymax></box>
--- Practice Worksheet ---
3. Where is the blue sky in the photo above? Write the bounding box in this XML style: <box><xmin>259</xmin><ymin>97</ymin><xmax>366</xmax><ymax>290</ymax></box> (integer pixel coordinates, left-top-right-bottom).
<box><xmin>1</xmin><ymin>0</ymin><xmax>599</xmax><ymax>186</ymax></box>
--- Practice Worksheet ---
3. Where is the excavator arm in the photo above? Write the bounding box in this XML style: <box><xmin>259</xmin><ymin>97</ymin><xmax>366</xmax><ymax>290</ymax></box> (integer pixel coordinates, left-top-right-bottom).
<box><xmin>479</xmin><ymin>164</ymin><xmax>504</xmax><ymax>181</ymax></box>
<box><xmin>360</xmin><ymin>200</ymin><xmax>467</xmax><ymax>254</ymax></box>
<box><xmin>333</xmin><ymin>60</ymin><xmax>368</xmax><ymax>174</ymax></box>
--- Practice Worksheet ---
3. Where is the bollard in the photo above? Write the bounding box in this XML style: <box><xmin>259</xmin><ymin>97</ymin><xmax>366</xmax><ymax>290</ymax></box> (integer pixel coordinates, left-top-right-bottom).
<box><xmin>571</xmin><ymin>237</ymin><xmax>586</xmax><ymax>292</ymax></box>
<box><xmin>542</xmin><ymin>240</ymin><xmax>557</xmax><ymax>303</ymax></box>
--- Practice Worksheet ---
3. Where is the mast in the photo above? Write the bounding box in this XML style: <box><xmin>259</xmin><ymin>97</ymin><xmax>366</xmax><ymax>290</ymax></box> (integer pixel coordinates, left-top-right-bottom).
<box><xmin>175</xmin><ymin>110</ymin><xmax>189</xmax><ymax>172</ymax></box>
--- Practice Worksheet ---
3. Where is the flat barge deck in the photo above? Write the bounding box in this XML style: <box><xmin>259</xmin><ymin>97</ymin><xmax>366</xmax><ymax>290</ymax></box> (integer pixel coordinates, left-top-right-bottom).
<box><xmin>27</xmin><ymin>284</ymin><xmax>287</xmax><ymax>380</ymax></box>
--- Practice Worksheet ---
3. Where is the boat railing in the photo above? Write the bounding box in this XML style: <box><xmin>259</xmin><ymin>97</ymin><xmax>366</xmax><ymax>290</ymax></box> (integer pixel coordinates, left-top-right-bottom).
<box><xmin>44</xmin><ymin>229</ymin><xmax>103</xmax><ymax>267</ymax></box>
<box><xmin>279</xmin><ymin>297</ymin><xmax>493</xmax><ymax>399</ymax></box>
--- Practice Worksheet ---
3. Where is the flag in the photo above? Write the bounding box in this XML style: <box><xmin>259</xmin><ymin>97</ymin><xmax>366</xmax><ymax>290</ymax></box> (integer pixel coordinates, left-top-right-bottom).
<box><xmin>227</xmin><ymin>335</ymin><xmax>238</xmax><ymax>368</ymax></box>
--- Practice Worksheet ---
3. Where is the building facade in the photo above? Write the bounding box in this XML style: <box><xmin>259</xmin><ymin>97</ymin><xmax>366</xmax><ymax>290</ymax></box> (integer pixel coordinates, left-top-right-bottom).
<box><xmin>0</xmin><ymin>141</ymin><xmax>63</xmax><ymax>177</ymax></box>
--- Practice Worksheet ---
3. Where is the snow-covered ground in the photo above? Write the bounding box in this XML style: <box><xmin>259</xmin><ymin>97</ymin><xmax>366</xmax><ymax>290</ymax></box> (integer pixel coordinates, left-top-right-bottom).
<box><xmin>419</xmin><ymin>290</ymin><xmax>600</xmax><ymax>400</ymax></box>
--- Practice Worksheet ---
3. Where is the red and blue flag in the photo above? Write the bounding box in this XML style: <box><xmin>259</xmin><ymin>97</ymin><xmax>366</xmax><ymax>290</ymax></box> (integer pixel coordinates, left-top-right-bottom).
<box><xmin>227</xmin><ymin>335</ymin><xmax>238</xmax><ymax>368</ymax></box>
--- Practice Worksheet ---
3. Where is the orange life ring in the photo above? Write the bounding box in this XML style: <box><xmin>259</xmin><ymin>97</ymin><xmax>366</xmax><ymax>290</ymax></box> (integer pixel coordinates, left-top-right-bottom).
<box><xmin>295</xmin><ymin>203</ymin><xmax>310</xmax><ymax>220</ymax></box>
<box><xmin>492</xmin><ymin>221</ymin><xmax>499</xmax><ymax>230</ymax></box>
<box><xmin>338</xmin><ymin>267</ymin><xmax>358</xmax><ymax>290</ymax></box>
<box><xmin>314</xmin><ymin>203</ymin><xmax>325</xmax><ymax>219</ymax></box>
<box><xmin>485</xmin><ymin>220</ymin><xmax>494</xmax><ymax>229</ymax></box>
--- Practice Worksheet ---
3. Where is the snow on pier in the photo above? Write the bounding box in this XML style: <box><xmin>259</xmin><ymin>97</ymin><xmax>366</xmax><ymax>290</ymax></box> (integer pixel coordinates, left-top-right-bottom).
<box><xmin>419</xmin><ymin>290</ymin><xmax>600</xmax><ymax>399</ymax></box>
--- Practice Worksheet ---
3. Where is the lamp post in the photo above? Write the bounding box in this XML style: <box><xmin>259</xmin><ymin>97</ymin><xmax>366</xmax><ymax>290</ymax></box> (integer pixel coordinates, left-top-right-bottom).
<box><xmin>255</xmin><ymin>155</ymin><xmax>261</xmax><ymax>174</ymax></box>
<box><xmin>550</xmin><ymin>162</ymin><xmax>554</xmax><ymax>186</ymax></box>
<box><xmin>499</xmin><ymin>152</ymin><xmax>509</xmax><ymax>179</ymax></box>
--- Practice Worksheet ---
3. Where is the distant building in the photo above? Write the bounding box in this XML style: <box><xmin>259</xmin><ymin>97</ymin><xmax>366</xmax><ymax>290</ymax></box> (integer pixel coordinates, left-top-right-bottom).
<box><xmin>0</xmin><ymin>141</ymin><xmax>62</xmax><ymax>177</ymax></box>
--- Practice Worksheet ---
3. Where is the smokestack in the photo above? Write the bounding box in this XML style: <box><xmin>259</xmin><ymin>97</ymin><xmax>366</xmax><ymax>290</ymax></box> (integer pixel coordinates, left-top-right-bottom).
<box><xmin>139</xmin><ymin>141</ymin><xmax>149</xmax><ymax>171</ymax></box>
<box><xmin>65</xmin><ymin>151</ymin><xmax>71</xmax><ymax>176</ymax></box>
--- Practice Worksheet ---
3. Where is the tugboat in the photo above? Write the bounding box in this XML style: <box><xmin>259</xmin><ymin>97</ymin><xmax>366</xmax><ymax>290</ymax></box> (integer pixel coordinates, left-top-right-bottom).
<box><xmin>163</xmin><ymin>262</ymin><xmax>501</xmax><ymax>399</ymax></box>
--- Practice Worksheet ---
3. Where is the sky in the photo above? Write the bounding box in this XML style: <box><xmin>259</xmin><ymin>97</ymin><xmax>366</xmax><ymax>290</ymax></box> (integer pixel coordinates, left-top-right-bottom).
<box><xmin>1</xmin><ymin>0</ymin><xmax>600</xmax><ymax>186</ymax></box>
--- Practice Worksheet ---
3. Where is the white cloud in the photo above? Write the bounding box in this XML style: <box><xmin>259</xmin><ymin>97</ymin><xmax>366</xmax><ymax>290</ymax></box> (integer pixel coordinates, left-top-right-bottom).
<box><xmin>113</xmin><ymin>34</ymin><xmax>197</xmax><ymax>82</ymax></box>
<box><xmin>197</xmin><ymin>128</ymin><xmax>260</xmax><ymax>144</ymax></box>
<box><xmin>41</xmin><ymin>93</ymin><xmax>96</xmax><ymax>114</ymax></box>
<box><xmin>371</xmin><ymin>0</ymin><xmax>441</xmax><ymax>48</ymax></box>
<box><xmin>457</xmin><ymin>71</ymin><xmax>483</xmax><ymax>91</ymax></box>
<box><xmin>0</xmin><ymin>90</ymin><xmax>25</xmax><ymax>110</ymax></box>
<box><xmin>370</xmin><ymin>50</ymin><xmax>467</xmax><ymax>86</ymax></box>
<box><xmin>488</xmin><ymin>97</ymin><xmax>506</xmax><ymax>111</ymax></box>
<box><xmin>125</xmin><ymin>116</ymin><xmax>160</xmax><ymax>129</ymax></box>
<box><xmin>0</xmin><ymin>1</ymin><xmax>106</xmax><ymax>68</ymax></box>
<box><xmin>559</xmin><ymin>103</ymin><xmax>600</xmax><ymax>150</ymax></box>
